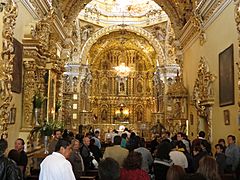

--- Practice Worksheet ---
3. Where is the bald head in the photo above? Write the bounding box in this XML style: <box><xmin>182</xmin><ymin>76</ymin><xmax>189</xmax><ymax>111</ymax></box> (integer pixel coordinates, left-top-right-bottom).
<box><xmin>83</xmin><ymin>137</ymin><xmax>90</xmax><ymax>146</ymax></box>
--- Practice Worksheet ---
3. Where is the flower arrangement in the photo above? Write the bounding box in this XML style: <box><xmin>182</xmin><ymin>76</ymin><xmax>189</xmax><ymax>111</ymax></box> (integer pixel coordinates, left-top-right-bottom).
<box><xmin>33</xmin><ymin>91</ymin><xmax>45</xmax><ymax>109</ymax></box>
<box><xmin>31</xmin><ymin>119</ymin><xmax>64</xmax><ymax>137</ymax></box>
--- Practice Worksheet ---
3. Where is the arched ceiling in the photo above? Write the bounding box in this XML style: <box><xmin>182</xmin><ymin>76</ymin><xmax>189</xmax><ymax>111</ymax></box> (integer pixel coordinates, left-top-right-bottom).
<box><xmin>61</xmin><ymin>0</ymin><xmax>194</xmax><ymax>38</ymax></box>
<box><xmin>79</xmin><ymin>25</ymin><xmax>165</xmax><ymax>66</ymax></box>
<box><xmin>89</xmin><ymin>31</ymin><xmax>156</xmax><ymax>69</ymax></box>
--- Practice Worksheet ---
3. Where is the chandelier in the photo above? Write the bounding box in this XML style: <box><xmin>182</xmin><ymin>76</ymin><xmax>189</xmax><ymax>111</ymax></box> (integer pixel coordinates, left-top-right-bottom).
<box><xmin>113</xmin><ymin>63</ymin><xmax>132</xmax><ymax>77</ymax></box>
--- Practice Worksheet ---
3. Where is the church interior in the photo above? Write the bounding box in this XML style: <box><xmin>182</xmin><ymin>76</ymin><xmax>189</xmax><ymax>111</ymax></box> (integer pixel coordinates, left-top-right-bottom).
<box><xmin>0</xmin><ymin>0</ymin><xmax>240</xmax><ymax>177</ymax></box>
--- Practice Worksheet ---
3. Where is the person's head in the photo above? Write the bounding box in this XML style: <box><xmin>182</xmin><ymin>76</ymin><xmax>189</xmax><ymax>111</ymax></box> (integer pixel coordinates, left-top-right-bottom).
<box><xmin>215</xmin><ymin>144</ymin><xmax>224</xmax><ymax>154</ymax></box>
<box><xmin>199</xmin><ymin>131</ymin><xmax>205</xmax><ymax>138</ymax></box>
<box><xmin>218</xmin><ymin>138</ymin><xmax>225</xmax><ymax>146</ymax></box>
<box><xmin>193</xmin><ymin>145</ymin><xmax>202</xmax><ymax>156</ymax></box>
<box><xmin>166</xmin><ymin>165</ymin><xmax>186</xmax><ymax>180</ymax></box>
<box><xmin>55</xmin><ymin>139</ymin><xmax>72</xmax><ymax>158</ymax></box>
<box><xmin>155</xmin><ymin>141</ymin><xmax>171</xmax><ymax>160</ymax></box>
<box><xmin>130</xmin><ymin>132</ymin><xmax>136</xmax><ymax>139</ymax></box>
<box><xmin>8</xmin><ymin>149</ymin><xmax>20</xmax><ymax>163</ymax></box>
<box><xmin>197</xmin><ymin>156</ymin><xmax>221</xmax><ymax>180</ymax></box>
<box><xmin>139</xmin><ymin>137</ymin><xmax>145</xmax><ymax>147</ymax></box>
<box><xmin>83</xmin><ymin>137</ymin><xmax>90</xmax><ymax>146</ymax></box>
<box><xmin>94</xmin><ymin>130</ymin><xmax>100</xmax><ymax>137</ymax></box>
<box><xmin>121</xmin><ymin>133</ymin><xmax>127</xmax><ymax>139</ymax></box>
<box><xmin>163</xmin><ymin>131</ymin><xmax>171</xmax><ymax>138</ymax></box>
<box><xmin>54</xmin><ymin>129</ymin><xmax>62</xmax><ymax>140</ymax></box>
<box><xmin>177</xmin><ymin>132</ymin><xmax>184</xmax><ymax>141</ymax></box>
<box><xmin>15</xmin><ymin>138</ymin><xmax>25</xmax><ymax>152</ymax></box>
<box><xmin>176</xmin><ymin>140</ymin><xmax>186</xmax><ymax>151</ymax></box>
<box><xmin>227</xmin><ymin>135</ymin><xmax>236</xmax><ymax>145</ymax></box>
<box><xmin>98</xmin><ymin>158</ymin><xmax>120</xmax><ymax>180</ymax></box>
<box><xmin>72</xmin><ymin>139</ymin><xmax>80</xmax><ymax>151</ymax></box>
<box><xmin>0</xmin><ymin>138</ymin><xmax>8</xmax><ymax>155</ymax></box>
<box><xmin>123</xmin><ymin>151</ymin><xmax>142</xmax><ymax>170</ymax></box>
<box><xmin>113</xmin><ymin>136</ymin><xmax>121</xmax><ymax>145</ymax></box>
<box><xmin>90</xmin><ymin>138</ymin><xmax>95</xmax><ymax>145</ymax></box>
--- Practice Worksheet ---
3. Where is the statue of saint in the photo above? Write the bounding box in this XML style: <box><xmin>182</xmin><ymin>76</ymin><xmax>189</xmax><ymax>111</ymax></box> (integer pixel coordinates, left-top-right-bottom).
<box><xmin>120</xmin><ymin>82</ymin><xmax>125</xmax><ymax>92</ymax></box>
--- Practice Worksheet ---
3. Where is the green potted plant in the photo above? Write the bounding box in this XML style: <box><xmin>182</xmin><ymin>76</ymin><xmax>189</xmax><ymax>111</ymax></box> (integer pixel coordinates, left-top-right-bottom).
<box><xmin>31</xmin><ymin>119</ymin><xmax>64</xmax><ymax>154</ymax></box>
<box><xmin>33</xmin><ymin>91</ymin><xmax>46</xmax><ymax>126</ymax></box>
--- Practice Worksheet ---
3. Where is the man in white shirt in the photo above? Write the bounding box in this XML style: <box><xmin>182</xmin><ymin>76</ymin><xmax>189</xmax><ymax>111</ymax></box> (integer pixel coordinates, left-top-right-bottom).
<box><xmin>39</xmin><ymin>139</ymin><xmax>76</xmax><ymax>180</ymax></box>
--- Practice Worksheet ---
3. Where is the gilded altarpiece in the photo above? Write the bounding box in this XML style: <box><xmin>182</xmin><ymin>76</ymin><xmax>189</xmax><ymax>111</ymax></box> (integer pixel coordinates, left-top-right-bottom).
<box><xmin>81</xmin><ymin>48</ymin><xmax>157</xmax><ymax>136</ymax></box>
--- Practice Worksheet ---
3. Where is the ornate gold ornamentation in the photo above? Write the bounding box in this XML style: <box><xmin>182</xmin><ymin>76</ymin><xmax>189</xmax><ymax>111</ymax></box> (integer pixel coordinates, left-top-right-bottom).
<box><xmin>192</xmin><ymin>57</ymin><xmax>216</xmax><ymax>141</ymax></box>
<box><xmin>166</xmin><ymin>72</ymin><xmax>188</xmax><ymax>120</ymax></box>
<box><xmin>22</xmin><ymin>60</ymin><xmax>36</xmax><ymax>129</ymax></box>
<box><xmin>0</xmin><ymin>0</ymin><xmax>18</xmax><ymax>138</ymax></box>
<box><xmin>80</xmin><ymin>25</ymin><xmax>165</xmax><ymax>66</ymax></box>
<box><xmin>235</xmin><ymin>0</ymin><xmax>240</xmax><ymax>107</ymax></box>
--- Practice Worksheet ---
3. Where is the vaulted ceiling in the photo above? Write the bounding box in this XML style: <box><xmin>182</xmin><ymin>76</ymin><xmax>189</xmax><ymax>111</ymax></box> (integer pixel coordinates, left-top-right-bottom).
<box><xmin>59</xmin><ymin>0</ymin><xmax>195</xmax><ymax>37</ymax></box>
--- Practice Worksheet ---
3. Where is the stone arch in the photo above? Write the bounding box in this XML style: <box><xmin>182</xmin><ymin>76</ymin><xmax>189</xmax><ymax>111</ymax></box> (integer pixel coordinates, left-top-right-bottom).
<box><xmin>80</xmin><ymin>25</ymin><xmax>165</xmax><ymax>66</ymax></box>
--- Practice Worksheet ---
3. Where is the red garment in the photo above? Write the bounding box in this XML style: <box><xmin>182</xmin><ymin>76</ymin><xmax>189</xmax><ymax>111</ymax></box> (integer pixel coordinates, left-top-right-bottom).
<box><xmin>120</xmin><ymin>168</ymin><xmax>150</xmax><ymax>180</ymax></box>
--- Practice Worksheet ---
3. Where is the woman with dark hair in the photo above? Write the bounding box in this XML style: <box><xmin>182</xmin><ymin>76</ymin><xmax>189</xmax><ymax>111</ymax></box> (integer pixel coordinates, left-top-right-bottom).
<box><xmin>153</xmin><ymin>141</ymin><xmax>173</xmax><ymax>180</ymax></box>
<box><xmin>120</xmin><ymin>151</ymin><xmax>150</xmax><ymax>180</ymax></box>
<box><xmin>197</xmin><ymin>156</ymin><xmax>221</xmax><ymax>180</ymax></box>
<box><xmin>218</xmin><ymin>139</ymin><xmax>226</xmax><ymax>153</ymax></box>
<box><xmin>166</xmin><ymin>165</ymin><xmax>186</xmax><ymax>180</ymax></box>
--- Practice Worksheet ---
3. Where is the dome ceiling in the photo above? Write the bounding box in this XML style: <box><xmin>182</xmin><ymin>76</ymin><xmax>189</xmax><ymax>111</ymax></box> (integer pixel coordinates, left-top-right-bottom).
<box><xmin>78</xmin><ymin>0</ymin><xmax>168</xmax><ymax>27</ymax></box>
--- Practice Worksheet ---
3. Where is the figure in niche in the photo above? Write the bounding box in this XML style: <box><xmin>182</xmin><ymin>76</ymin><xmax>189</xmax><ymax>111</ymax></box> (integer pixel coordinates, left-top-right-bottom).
<box><xmin>102</xmin><ymin>81</ymin><xmax>108</xmax><ymax>93</ymax></box>
<box><xmin>136</xmin><ymin>110</ymin><xmax>143</xmax><ymax>122</ymax></box>
<box><xmin>120</xmin><ymin>82</ymin><xmax>125</xmax><ymax>92</ymax></box>
<box><xmin>101</xmin><ymin>109</ymin><xmax>107</xmax><ymax>121</ymax></box>
<box><xmin>82</xmin><ymin>26</ymin><xmax>93</xmax><ymax>42</ymax></box>
<box><xmin>154</xmin><ymin>26</ymin><xmax>166</xmax><ymax>41</ymax></box>
<box><xmin>137</xmin><ymin>82</ymin><xmax>143</xmax><ymax>93</ymax></box>
<box><xmin>173</xmin><ymin>102</ymin><xmax>182</xmax><ymax>118</ymax></box>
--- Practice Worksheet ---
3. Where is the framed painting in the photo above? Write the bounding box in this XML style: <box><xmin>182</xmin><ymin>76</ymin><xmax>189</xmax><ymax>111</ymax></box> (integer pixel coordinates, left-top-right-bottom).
<box><xmin>11</xmin><ymin>38</ymin><xmax>23</xmax><ymax>93</ymax></box>
<box><xmin>219</xmin><ymin>44</ymin><xmax>234</xmax><ymax>107</ymax></box>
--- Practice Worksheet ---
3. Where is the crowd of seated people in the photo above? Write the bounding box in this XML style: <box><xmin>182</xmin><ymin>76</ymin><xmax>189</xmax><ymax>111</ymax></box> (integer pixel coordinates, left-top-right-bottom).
<box><xmin>1</xmin><ymin>128</ymin><xmax>240</xmax><ymax>180</ymax></box>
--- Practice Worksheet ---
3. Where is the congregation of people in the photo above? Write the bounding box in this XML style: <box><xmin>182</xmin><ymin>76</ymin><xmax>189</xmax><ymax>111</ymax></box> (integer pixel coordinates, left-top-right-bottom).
<box><xmin>1</xmin><ymin>128</ymin><xmax>240</xmax><ymax>180</ymax></box>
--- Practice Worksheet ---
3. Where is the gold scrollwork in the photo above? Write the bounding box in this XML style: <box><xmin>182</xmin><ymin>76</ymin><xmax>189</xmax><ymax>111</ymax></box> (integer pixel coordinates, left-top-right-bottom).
<box><xmin>0</xmin><ymin>0</ymin><xmax>18</xmax><ymax>138</ymax></box>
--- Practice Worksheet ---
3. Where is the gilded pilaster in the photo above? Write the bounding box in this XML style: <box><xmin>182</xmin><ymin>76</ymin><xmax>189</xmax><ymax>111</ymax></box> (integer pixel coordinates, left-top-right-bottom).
<box><xmin>234</xmin><ymin>0</ymin><xmax>240</xmax><ymax>108</ymax></box>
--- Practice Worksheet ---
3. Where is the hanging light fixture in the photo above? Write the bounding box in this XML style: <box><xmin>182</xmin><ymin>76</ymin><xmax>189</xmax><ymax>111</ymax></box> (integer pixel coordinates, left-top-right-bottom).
<box><xmin>113</xmin><ymin>62</ymin><xmax>131</xmax><ymax>77</ymax></box>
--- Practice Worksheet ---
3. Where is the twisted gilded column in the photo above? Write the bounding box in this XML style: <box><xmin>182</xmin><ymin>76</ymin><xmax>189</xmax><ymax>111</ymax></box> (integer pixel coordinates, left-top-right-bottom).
<box><xmin>22</xmin><ymin>60</ymin><xmax>36</xmax><ymax>130</ymax></box>
<box><xmin>0</xmin><ymin>0</ymin><xmax>18</xmax><ymax>138</ymax></box>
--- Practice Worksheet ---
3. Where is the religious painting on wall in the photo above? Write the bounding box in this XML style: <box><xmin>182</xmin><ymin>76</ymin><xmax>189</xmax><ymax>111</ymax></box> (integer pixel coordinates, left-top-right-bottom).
<box><xmin>219</xmin><ymin>44</ymin><xmax>234</xmax><ymax>107</ymax></box>
<box><xmin>11</xmin><ymin>38</ymin><xmax>23</xmax><ymax>93</ymax></box>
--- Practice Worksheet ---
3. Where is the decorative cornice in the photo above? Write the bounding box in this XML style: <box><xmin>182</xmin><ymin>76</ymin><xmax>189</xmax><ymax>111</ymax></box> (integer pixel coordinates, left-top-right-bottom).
<box><xmin>20</xmin><ymin>0</ymin><xmax>40</xmax><ymax>19</ymax></box>
<box><xmin>29</xmin><ymin>0</ymin><xmax>51</xmax><ymax>18</ymax></box>
<box><xmin>50</xmin><ymin>11</ymin><xmax>67</xmax><ymax>41</ymax></box>
<box><xmin>180</xmin><ymin>0</ymin><xmax>232</xmax><ymax>49</ymax></box>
